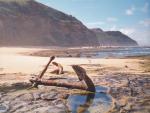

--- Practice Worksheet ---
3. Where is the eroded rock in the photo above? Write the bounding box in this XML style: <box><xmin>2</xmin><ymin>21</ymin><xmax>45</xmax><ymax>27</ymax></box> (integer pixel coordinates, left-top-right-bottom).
<box><xmin>40</xmin><ymin>92</ymin><xmax>59</xmax><ymax>101</ymax></box>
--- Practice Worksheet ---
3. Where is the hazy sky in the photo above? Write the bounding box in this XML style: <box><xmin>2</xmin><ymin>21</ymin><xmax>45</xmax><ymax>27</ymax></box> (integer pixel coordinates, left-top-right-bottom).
<box><xmin>37</xmin><ymin>0</ymin><xmax>150</xmax><ymax>46</ymax></box>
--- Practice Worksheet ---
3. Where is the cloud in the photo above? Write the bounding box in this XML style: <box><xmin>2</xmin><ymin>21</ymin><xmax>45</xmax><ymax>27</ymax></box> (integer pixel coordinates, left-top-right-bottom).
<box><xmin>107</xmin><ymin>17</ymin><xmax>118</xmax><ymax>22</ymax></box>
<box><xmin>108</xmin><ymin>25</ymin><xmax>148</xmax><ymax>46</ymax></box>
<box><xmin>109</xmin><ymin>26</ymin><xmax>136</xmax><ymax>35</ymax></box>
<box><xmin>118</xmin><ymin>27</ymin><xmax>150</xmax><ymax>46</ymax></box>
<box><xmin>120</xmin><ymin>28</ymin><xmax>135</xmax><ymax>35</ymax></box>
<box><xmin>91</xmin><ymin>22</ymin><xmax>150</xmax><ymax>46</ymax></box>
<box><xmin>119</xmin><ymin>27</ymin><xmax>150</xmax><ymax>46</ymax></box>
<box><xmin>139</xmin><ymin>19</ymin><xmax>150</xmax><ymax>27</ymax></box>
<box><xmin>125</xmin><ymin>6</ymin><xmax>135</xmax><ymax>15</ymax></box>
<box><xmin>125</xmin><ymin>3</ymin><xmax>149</xmax><ymax>16</ymax></box>
<box><xmin>141</xmin><ymin>2</ymin><xmax>149</xmax><ymax>13</ymax></box>
<box><xmin>130</xmin><ymin>29</ymin><xmax>150</xmax><ymax>46</ymax></box>
<box><xmin>85</xmin><ymin>21</ymin><xmax>105</xmax><ymax>28</ymax></box>
<box><xmin>110</xmin><ymin>25</ymin><xmax>117</xmax><ymax>31</ymax></box>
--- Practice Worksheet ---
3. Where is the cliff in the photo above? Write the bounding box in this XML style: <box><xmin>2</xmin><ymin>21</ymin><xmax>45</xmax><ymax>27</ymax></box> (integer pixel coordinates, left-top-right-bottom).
<box><xmin>92</xmin><ymin>28</ymin><xmax>138</xmax><ymax>46</ymax></box>
<box><xmin>0</xmin><ymin>0</ymin><xmax>99</xmax><ymax>46</ymax></box>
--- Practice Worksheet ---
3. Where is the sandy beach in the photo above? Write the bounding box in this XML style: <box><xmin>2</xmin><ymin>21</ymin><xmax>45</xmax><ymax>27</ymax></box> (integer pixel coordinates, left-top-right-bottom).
<box><xmin>0</xmin><ymin>47</ymin><xmax>150</xmax><ymax>113</ymax></box>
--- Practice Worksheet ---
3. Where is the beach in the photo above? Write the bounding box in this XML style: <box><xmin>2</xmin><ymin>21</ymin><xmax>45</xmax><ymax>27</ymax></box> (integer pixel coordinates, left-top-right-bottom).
<box><xmin>0</xmin><ymin>47</ymin><xmax>150</xmax><ymax>113</ymax></box>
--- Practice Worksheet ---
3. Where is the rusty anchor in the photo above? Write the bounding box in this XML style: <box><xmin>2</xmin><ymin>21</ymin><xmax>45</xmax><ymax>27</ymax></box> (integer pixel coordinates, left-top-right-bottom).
<box><xmin>29</xmin><ymin>56</ymin><xmax>95</xmax><ymax>92</ymax></box>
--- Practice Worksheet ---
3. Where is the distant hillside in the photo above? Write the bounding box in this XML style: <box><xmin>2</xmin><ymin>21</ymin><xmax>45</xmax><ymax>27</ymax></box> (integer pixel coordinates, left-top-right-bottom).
<box><xmin>92</xmin><ymin>28</ymin><xmax>138</xmax><ymax>46</ymax></box>
<box><xmin>0</xmin><ymin>0</ymin><xmax>99</xmax><ymax>46</ymax></box>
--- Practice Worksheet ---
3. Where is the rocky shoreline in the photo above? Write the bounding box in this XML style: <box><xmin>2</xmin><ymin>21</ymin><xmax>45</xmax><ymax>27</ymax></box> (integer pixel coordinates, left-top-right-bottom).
<box><xmin>0</xmin><ymin>72</ymin><xmax>149</xmax><ymax>113</ymax></box>
<box><xmin>0</xmin><ymin>48</ymin><xmax>150</xmax><ymax>113</ymax></box>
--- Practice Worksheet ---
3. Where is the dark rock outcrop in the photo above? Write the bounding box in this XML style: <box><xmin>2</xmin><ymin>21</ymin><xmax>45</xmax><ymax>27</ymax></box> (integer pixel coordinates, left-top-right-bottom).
<box><xmin>92</xmin><ymin>28</ymin><xmax>138</xmax><ymax>46</ymax></box>
<box><xmin>0</xmin><ymin>0</ymin><xmax>99</xmax><ymax>46</ymax></box>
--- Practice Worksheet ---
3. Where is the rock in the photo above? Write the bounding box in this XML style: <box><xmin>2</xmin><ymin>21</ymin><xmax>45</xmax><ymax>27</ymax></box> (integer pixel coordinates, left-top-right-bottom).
<box><xmin>58</xmin><ymin>94</ymin><xmax>69</xmax><ymax>99</ymax></box>
<box><xmin>40</xmin><ymin>92</ymin><xmax>58</xmax><ymax>101</ymax></box>
<box><xmin>18</xmin><ymin>93</ymin><xmax>33</xmax><ymax>101</ymax></box>
<box><xmin>76</xmin><ymin>53</ymin><xmax>81</xmax><ymax>57</ymax></box>
<box><xmin>3</xmin><ymin>101</ymin><xmax>10</xmax><ymax>105</ymax></box>
<box><xmin>124</xmin><ymin>103</ymin><xmax>132</xmax><ymax>111</ymax></box>
<box><xmin>47</xmin><ymin>106</ymin><xmax>68</xmax><ymax>113</ymax></box>
<box><xmin>33</xmin><ymin>92</ymin><xmax>41</xmax><ymax>100</ymax></box>
<box><xmin>0</xmin><ymin>103</ymin><xmax>9</xmax><ymax>113</ymax></box>
<box><xmin>56</xmin><ymin>103</ymin><xmax>66</xmax><ymax>108</ymax></box>
<box><xmin>38</xmin><ymin>85</ymin><xmax>56</xmax><ymax>90</ymax></box>
<box><xmin>52</xmin><ymin>99</ymin><xmax>64</xmax><ymax>106</ymax></box>
<box><xmin>33</xmin><ymin>106</ymin><xmax>51</xmax><ymax>113</ymax></box>
<box><xmin>68</xmin><ymin>55</ymin><xmax>72</xmax><ymax>57</ymax></box>
<box><xmin>9</xmin><ymin>101</ymin><xmax>29</xmax><ymax>113</ymax></box>
<box><xmin>0</xmin><ymin>93</ymin><xmax>2</xmax><ymax>98</ymax></box>
<box><xmin>0</xmin><ymin>73</ymin><xmax>149</xmax><ymax>113</ymax></box>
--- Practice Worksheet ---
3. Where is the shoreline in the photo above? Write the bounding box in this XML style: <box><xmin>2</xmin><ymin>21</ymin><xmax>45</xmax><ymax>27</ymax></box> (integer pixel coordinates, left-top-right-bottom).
<box><xmin>0</xmin><ymin>47</ymin><xmax>150</xmax><ymax>113</ymax></box>
<box><xmin>21</xmin><ymin>46</ymin><xmax>150</xmax><ymax>58</ymax></box>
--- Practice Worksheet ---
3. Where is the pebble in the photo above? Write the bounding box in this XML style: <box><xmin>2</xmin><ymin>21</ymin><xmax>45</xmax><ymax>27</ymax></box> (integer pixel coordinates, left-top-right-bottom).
<box><xmin>0</xmin><ymin>103</ymin><xmax>9</xmax><ymax>113</ymax></box>
<box><xmin>19</xmin><ymin>93</ymin><xmax>33</xmax><ymax>101</ymax></box>
<box><xmin>33</xmin><ymin>106</ymin><xmax>51</xmax><ymax>113</ymax></box>
<box><xmin>33</xmin><ymin>92</ymin><xmax>41</xmax><ymax>100</ymax></box>
<box><xmin>40</xmin><ymin>92</ymin><xmax>58</xmax><ymax>100</ymax></box>
<box><xmin>47</xmin><ymin>106</ymin><xmax>67</xmax><ymax>113</ymax></box>
<box><xmin>124</xmin><ymin>104</ymin><xmax>132</xmax><ymax>111</ymax></box>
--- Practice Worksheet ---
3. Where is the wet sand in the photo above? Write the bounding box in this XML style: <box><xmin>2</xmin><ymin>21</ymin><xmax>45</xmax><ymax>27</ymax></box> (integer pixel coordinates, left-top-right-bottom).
<box><xmin>0</xmin><ymin>47</ymin><xmax>150</xmax><ymax>113</ymax></box>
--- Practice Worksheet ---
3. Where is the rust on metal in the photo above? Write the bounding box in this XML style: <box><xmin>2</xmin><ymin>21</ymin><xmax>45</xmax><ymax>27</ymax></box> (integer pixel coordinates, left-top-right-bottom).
<box><xmin>30</xmin><ymin>79</ymin><xmax>86</xmax><ymax>90</ymax></box>
<box><xmin>32</xmin><ymin>56</ymin><xmax>55</xmax><ymax>88</ymax></box>
<box><xmin>72</xmin><ymin>65</ymin><xmax>95</xmax><ymax>92</ymax></box>
<box><xmin>38</xmin><ymin>56</ymin><xmax>55</xmax><ymax>79</ymax></box>
<box><xmin>30</xmin><ymin>57</ymin><xmax>95</xmax><ymax>92</ymax></box>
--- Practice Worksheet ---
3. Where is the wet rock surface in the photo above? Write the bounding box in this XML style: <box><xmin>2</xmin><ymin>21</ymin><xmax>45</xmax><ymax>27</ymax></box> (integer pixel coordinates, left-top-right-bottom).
<box><xmin>96</xmin><ymin>74</ymin><xmax>150</xmax><ymax>113</ymax></box>
<box><xmin>0</xmin><ymin>73</ymin><xmax>149</xmax><ymax>113</ymax></box>
<box><xmin>0</xmin><ymin>85</ymin><xmax>69</xmax><ymax>113</ymax></box>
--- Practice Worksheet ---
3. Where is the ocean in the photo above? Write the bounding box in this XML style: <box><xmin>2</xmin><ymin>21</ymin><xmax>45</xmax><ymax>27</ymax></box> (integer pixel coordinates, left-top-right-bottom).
<box><xmin>95</xmin><ymin>47</ymin><xmax>150</xmax><ymax>58</ymax></box>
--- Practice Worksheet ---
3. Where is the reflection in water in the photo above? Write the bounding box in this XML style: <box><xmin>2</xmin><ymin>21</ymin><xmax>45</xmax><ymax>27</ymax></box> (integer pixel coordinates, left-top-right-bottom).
<box><xmin>0</xmin><ymin>104</ymin><xmax>9</xmax><ymax>113</ymax></box>
<box><xmin>69</xmin><ymin>93</ymin><xmax>95</xmax><ymax>113</ymax></box>
<box><xmin>68</xmin><ymin>86</ymin><xmax>112</xmax><ymax>113</ymax></box>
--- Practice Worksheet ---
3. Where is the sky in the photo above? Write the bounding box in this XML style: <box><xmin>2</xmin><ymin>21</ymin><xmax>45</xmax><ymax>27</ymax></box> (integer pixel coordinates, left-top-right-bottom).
<box><xmin>37</xmin><ymin>0</ymin><xmax>150</xmax><ymax>46</ymax></box>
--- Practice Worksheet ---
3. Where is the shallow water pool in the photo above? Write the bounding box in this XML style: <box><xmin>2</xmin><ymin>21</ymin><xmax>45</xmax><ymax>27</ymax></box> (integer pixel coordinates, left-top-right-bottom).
<box><xmin>68</xmin><ymin>86</ymin><xmax>113</xmax><ymax>113</ymax></box>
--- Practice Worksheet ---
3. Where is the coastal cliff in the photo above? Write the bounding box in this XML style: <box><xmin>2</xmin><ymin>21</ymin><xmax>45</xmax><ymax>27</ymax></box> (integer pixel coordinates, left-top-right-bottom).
<box><xmin>92</xmin><ymin>28</ymin><xmax>138</xmax><ymax>46</ymax></box>
<box><xmin>0</xmin><ymin>0</ymin><xmax>98</xmax><ymax>46</ymax></box>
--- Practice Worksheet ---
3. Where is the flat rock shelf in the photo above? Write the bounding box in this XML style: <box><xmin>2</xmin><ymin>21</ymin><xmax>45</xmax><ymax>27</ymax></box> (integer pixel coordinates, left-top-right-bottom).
<box><xmin>0</xmin><ymin>82</ymin><xmax>113</xmax><ymax>113</ymax></box>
